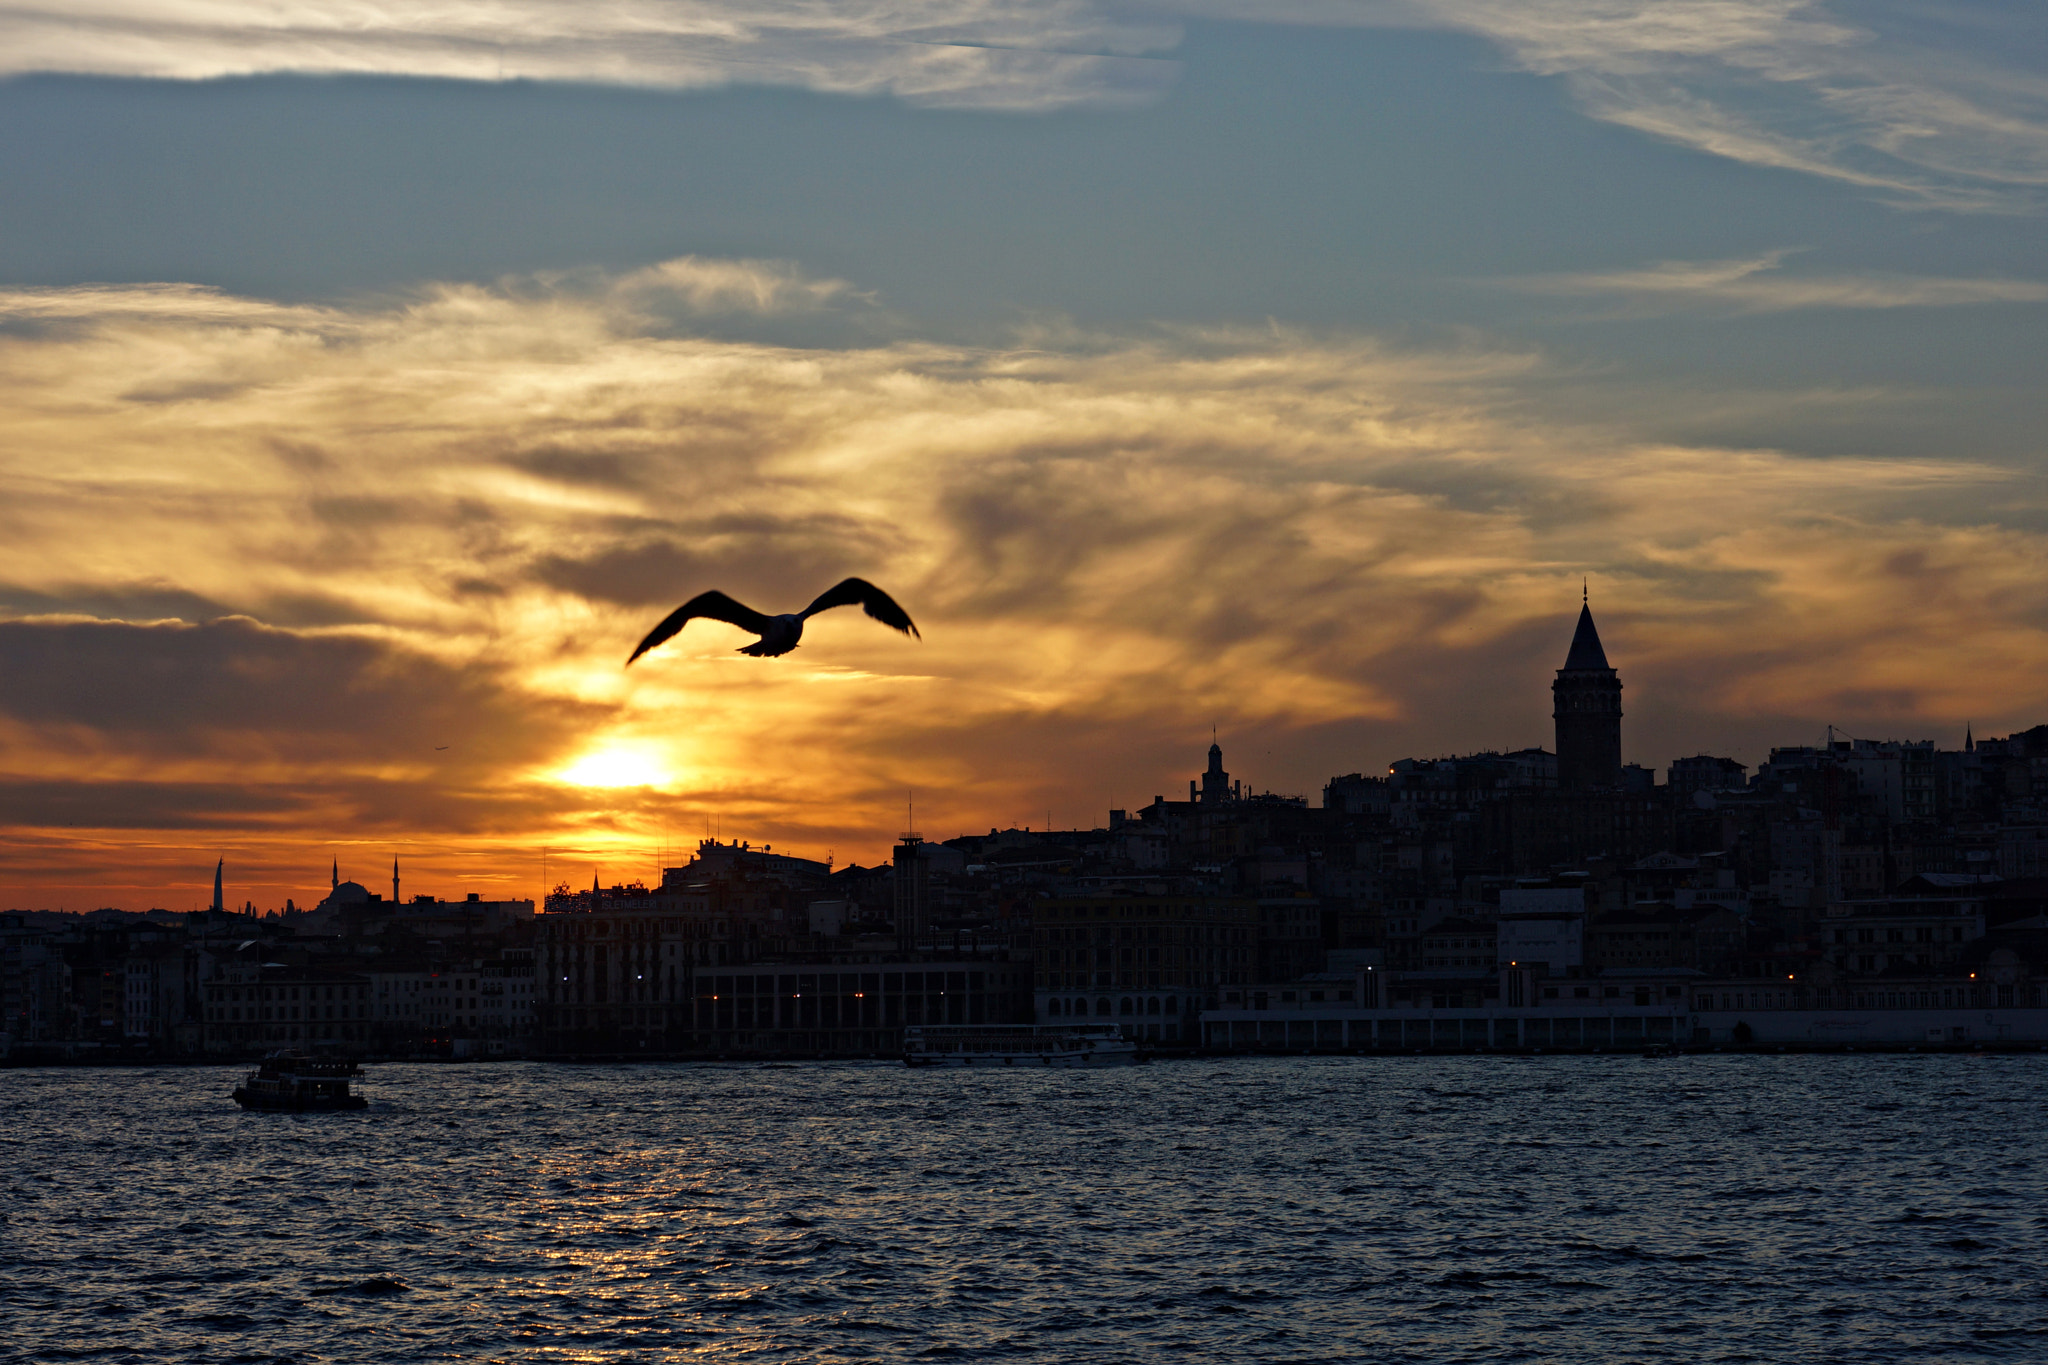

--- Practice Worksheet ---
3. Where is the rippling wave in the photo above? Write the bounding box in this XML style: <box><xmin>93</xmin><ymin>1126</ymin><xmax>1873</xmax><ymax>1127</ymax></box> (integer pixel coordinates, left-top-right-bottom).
<box><xmin>3</xmin><ymin>1055</ymin><xmax>2045</xmax><ymax>1362</ymax></box>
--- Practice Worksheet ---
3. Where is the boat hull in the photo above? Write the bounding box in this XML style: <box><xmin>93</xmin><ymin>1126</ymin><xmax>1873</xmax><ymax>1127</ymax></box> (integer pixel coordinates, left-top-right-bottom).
<box><xmin>904</xmin><ymin>1049</ymin><xmax>1139</xmax><ymax>1068</ymax></box>
<box><xmin>232</xmin><ymin>1087</ymin><xmax>368</xmax><ymax>1111</ymax></box>
<box><xmin>900</xmin><ymin>1023</ymin><xmax>1140</xmax><ymax>1069</ymax></box>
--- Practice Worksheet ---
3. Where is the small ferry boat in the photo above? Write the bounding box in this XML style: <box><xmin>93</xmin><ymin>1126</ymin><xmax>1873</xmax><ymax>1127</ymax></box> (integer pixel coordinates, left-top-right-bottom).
<box><xmin>903</xmin><ymin>1024</ymin><xmax>1141</xmax><ymax>1068</ymax></box>
<box><xmin>232</xmin><ymin>1051</ymin><xmax>369</xmax><ymax>1111</ymax></box>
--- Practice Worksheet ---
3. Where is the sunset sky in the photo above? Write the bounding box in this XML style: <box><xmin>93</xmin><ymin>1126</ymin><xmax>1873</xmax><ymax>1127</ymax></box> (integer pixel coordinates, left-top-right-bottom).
<box><xmin>3</xmin><ymin>1</ymin><xmax>2045</xmax><ymax>910</ymax></box>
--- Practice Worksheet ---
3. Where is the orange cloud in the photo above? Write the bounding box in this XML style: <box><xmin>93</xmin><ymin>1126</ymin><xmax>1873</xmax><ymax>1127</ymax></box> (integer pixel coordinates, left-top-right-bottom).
<box><xmin>1</xmin><ymin>264</ymin><xmax>2042</xmax><ymax>907</ymax></box>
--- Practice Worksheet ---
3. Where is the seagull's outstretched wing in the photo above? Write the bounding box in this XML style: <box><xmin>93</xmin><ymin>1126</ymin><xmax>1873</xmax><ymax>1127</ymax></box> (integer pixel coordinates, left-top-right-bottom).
<box><xmin>799</xmin><ymin>578</ymin><xmax>920</xmax><ymax>639</ymax></box>
<box><xmin>626</xmin><ymin>591</ymin><xmax>774</xmax><ymax>665</ymax></box>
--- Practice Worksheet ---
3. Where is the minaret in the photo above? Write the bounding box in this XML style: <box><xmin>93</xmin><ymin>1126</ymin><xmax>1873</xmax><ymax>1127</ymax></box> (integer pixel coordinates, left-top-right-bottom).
<box><xmin>331</xmin><ymin>857</ymin><xmax>338</xmax><ymax>891</ymax></box>
<box><xmin>392</xmin><ymin>857</ymin><xmax>400</xmax><ymax>905</ymax></box>
<box><xmin>211</xmin><ymin>858</ymin><xmax>225</xmax><ymax>913</ymax></box>
<box><xmin>1553</xmin><ymin>589</ymin><xmax>1623</xmax><ymax>791</ymax></box>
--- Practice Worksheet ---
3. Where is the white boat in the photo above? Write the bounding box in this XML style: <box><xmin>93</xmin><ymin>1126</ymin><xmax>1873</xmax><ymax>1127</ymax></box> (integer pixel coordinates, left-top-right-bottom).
<box><xmin>903</xmin><ymin>1023</ymin><xmax>1140</xmax><ymax>1067</ymax></box>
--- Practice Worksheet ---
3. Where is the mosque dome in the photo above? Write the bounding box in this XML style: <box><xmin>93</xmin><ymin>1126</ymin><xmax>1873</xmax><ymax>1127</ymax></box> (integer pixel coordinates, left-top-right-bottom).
<box><xmin>318</xmin><ymin>880</ymin><xmax>374</xmax><ymax>913</ymax></box>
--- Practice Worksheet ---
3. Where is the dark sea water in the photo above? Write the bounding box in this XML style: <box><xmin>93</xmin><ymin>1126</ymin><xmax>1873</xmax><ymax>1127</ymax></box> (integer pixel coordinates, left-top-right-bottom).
<box><xmin>3</xmin><ymin>1055</ymin><xmax>2046</xmax><ymax>1364</ymax></box>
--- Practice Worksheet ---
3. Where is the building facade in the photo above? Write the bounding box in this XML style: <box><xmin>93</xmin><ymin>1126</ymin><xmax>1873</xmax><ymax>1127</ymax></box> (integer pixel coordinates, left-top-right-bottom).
<box><xmin>1032</xmin><ymin>892</ymin><xmax>1258</xmax><ymax>1043</ymax></box>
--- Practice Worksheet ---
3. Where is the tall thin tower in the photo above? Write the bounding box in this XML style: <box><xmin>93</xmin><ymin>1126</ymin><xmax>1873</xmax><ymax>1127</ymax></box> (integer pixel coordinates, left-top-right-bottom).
<box><xmin>894</xmin><ymin>831</ymin><xmax>928</xmax><ymax>958</ymax></box>
<box><xmin>1553</xmin><ymin>589</ymin><xmax>1623</xmax><ymax>791</ymax></box>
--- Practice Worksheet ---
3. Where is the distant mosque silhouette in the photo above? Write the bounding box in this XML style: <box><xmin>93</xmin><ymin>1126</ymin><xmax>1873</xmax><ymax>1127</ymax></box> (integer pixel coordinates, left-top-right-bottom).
<box><xmin>1553</xmin><ymin>589</ymin><xmax>1623</xmax><ymax>791</ymax></box>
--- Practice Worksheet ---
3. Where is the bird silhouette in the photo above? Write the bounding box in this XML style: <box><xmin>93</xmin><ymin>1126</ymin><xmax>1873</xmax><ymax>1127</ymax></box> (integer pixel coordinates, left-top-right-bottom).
<box><xmin>627</xmin><ymin>577</ymin><xmax>919</xmax><ymax>664</ymax></box>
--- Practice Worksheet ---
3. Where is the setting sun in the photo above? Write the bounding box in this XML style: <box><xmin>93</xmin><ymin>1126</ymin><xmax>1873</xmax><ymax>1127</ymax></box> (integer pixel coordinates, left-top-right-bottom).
<box><xmin>557</xmin><ymin>746</ymin><xmax>671</xmax><ymax>790</ymax></box>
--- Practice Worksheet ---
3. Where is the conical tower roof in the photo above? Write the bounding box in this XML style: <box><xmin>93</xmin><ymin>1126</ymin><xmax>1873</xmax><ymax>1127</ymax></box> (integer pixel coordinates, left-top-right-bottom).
<box><xmin>1562</xmin><ymin>602</ymin><xmax>1610</xmax><ymax>671</ymax></box>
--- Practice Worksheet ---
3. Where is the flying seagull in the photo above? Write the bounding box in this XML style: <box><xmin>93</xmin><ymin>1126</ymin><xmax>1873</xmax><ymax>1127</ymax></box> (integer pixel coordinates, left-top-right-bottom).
<box><xmin>627</xmin><ymin>577</ymin><xmax>919</xmax><ymax>664</ymax></box>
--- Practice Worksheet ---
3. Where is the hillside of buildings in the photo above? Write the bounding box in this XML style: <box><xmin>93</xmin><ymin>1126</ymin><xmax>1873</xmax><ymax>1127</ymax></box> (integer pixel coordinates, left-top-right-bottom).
<box><xmin>8</xmin><ymin>605</ymin><xmax>2048</xmax><ymax>1059</ymax></box>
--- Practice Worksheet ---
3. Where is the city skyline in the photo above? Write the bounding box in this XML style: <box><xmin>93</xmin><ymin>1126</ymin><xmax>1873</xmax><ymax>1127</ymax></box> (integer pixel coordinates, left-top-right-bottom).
<box><xmin>7</xmin><ymin>595</ymin><xmax>2030</xmax><ymax>914</ymax></box>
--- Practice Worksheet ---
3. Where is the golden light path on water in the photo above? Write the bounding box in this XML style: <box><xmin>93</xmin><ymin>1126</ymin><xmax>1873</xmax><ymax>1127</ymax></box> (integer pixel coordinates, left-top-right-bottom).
<box><xmin>6</xmin><ymin>1056</ymin><xmax>2047</xmax><ymax>1360</ymax></box>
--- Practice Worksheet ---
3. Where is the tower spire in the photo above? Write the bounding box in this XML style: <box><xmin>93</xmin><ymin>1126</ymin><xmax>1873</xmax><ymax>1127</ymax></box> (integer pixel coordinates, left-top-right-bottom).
<box><xmin>1562</xmin><ymin>598</ymin><xmax>1611</xmax><ymax>671</ymax></box>
<box><xmin>211</xmin><ymin>857</ymin><xmax>224</xmax><ymax>914</ymax></box>
<box><xmin>1554</xmin><ymin>596</ymin><xmax>1622</xmax><ymax>791</ymax></box>
<box><xmin>392</xmin><ymin>856</ymin><xmax>399</xmax><ymax>906</ymax></box>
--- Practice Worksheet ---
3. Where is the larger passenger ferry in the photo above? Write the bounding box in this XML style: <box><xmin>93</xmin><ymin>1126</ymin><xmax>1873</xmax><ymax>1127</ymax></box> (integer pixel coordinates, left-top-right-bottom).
<box><xmin>902</xmin><ymin>1024</ymin><xmax>1140</xmax><ymax>1067</ymax></box>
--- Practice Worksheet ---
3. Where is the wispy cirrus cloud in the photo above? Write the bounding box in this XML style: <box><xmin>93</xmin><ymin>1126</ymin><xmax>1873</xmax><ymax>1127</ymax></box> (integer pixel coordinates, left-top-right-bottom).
<box><xmin>1503</xmin><ymin>248</ymin><xmax>2048</xmax><ymax>314</ymax></box>
<box><xmin>1420</xmin><ymin>0</ymin><xmax>2048</xmax><ymax>211</ymax></box>
<box><xmin>8</xmin><ymin>4</ymin><xmax>2042</xmax><ymax>208</ymax></box>
<box><xmin>610</xmin><ymin>257</ymin><xmax>866</xmax><ymax>315</ymax></box>
<box><xmin>1177</xmin><ymin>0</ymin><xmax>2048</xmax><ymax>212</ymax></box>
<box><xmin>0</xmin><ymin>1</ymin><xmax>1182</xmax><ymax>110</ymax></box>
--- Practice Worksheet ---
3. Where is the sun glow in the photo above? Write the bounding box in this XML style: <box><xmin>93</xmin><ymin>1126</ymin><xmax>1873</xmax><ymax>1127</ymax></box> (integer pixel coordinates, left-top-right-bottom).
<box><xmin>558</xmin><ymin>746</ymin><xmax>671</xmax><ymax>789</ymax></box>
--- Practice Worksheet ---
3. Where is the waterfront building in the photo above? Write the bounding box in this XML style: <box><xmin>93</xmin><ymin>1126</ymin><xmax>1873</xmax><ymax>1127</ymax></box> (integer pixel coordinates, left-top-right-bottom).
<box><xmin>1200</xmin><ymin>935</ymin><xmax>2048</xmax><ymax>1051</ymax></box>
<box><xmin>1495</xmin><ymin>888</ymin><xmax>1586</xmax><ymax>974</ymax></box>
<box><xmin>478</xmin><ymin>951</ymin><xmax>536</xmax><ymax>1045</ymax></box>
<box><xmin>532</xmin><ymin>883</ymin><xmax>725</xmax><ymax>1048</ymax></box>
<box><xmin>120</xmin><ymin>943</ymin><xmax>192</xmax><ymax>1048</ymax></box>
<box><xmin>1587</xmin><ymin>902</ymin><xmax>1746</xmax><ymax>972</ymax></box>
<box><xmin>1819</xmin><ymin>887</ymin><xmax>1987</xmax><ymax>973</ymax></box>
<box><xmin>1203</xmin><ymin>962</ymin><xmax>1697</xmax><ymax>1050</ymax></box>
<box><xmin>685</xmin><ymin>962</ymin><xmax>1025</xmax><ymax>1055</ymax></box>
<box><xmin>199</xmin><ymin>961</ymin><xmax>373</xmax><ymax>1052</ymax></box>
<box><xmin>1031</xmin><ymin>890</ymin><xmax>1258</xmax><ymax>1043</ymax></box>
<box><xmin>532</xmin><ymin>852</ymin><xmax>1031</xmax><ymax>1054</ymax></box>
<box><xmin>1419</xmin><ymin>916</ymin><xmax>1497</xmax><ymax>971</ymax></box>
